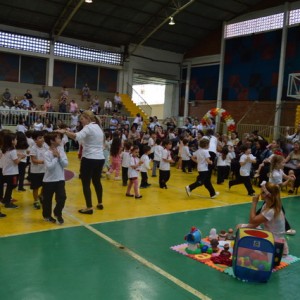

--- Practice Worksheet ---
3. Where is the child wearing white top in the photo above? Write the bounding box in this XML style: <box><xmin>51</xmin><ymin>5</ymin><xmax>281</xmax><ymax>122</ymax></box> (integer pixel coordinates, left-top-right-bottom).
<box><xmin>181</xmin><ymin>138</ymin><xmax>192</xmax><ymax>173</ymax></box>
<box><xmin>140</xmin><ymin>146</ymin><xmax>151</xmax><ymax>188</ymax></box>
<box><xmin>152</xmin><ymin>139</ymin><xmax>163</xmax><ymax>177</ymax></box>
<box><xmin>42</xmin><ymin>132</ymin><xmax>68</xmax><ymax>224</ymax></box>
<box><xmin>30</xmin><ymin>131</ymin><xmax>48</xmax><ymax>209</ymax></box>
<box><xmin>2</xmin><ymin>132</ymin><xmax>26</xmax><ymax>208</ymax></box>
<box><xmin>159</xmin><ymin>140</ymin><xmax>174</xmax><ymax>189</ymax></box>
<box><xmin>216</xmin><ymin>146</ymin><xmax>231</xmax><ymax>184</ymax></box>
<box><xmin>126</xmin><ymin>146</ymin><xmax>143</xmax><ymax>199</ymax></box>
<box><xmin>185</xmin><ymin>138</ymin><xmax>218</xmax><ymax>198</ymax></box>
<box><xmin>121</xmin><ymin>141</ymin><xmax>132</xmax><ymax>186</ymax></box>
<box><xmin>16</xmin><ymin>132</ymin><xmax>29</xmax><ymax>192</ymax></box>
<box><xmin>229</xmin><ymin>145</ymin><xmax>256</xmax><ymax>196</ymax></box>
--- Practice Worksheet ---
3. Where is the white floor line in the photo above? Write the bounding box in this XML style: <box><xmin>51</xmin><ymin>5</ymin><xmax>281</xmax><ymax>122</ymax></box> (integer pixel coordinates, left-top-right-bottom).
<box><xmin>67</xmin><ymin>212</ymin><xmax>211</xmax><ymax>300</ymax></box>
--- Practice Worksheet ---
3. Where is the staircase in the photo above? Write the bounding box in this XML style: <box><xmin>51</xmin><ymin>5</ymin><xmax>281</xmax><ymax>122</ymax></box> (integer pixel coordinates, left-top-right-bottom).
<box><xmin>120</xmin><ymin>93</ymin><xmax>149</xmax><ymax>121</ymax></box>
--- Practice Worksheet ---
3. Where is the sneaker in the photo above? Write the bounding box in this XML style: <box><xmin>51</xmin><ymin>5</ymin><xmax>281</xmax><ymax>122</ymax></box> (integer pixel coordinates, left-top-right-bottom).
<box><xmin>151</xmin><ymin>175</ymin><xmax>157</xmax><ymax>177</ymax></box>
<box><xmin>56</xmin><ymin>216</ymin><xmax>64</xmax><ymax>224</ymax></box>
<box><xmin>97</xmin><ymin>203</ymin><xmax>104</xmax><ymax>210</ymax></box>
<box><xmin>288</xmin><ymin>189</ymin><xmax>294</xmax><ymax>195</ymax></box>
<box><xmin>0</xmin><ymin>212</ymin><xmax>6</xmax><ymax>218</ymax></box>
<box><xmin>228</xmin><ymin>182</ymin><xmax>232</xmax><ymax>190</ymax></box>
<box><xmin>248</xmin><ymin>193</ymin><xmax>256</xmax><ymax>196</ymax></box>
<box><xmin>4</xmin><ymin>203</ymin><xmax>18</xmax><ymax>209</ymax></box>
<box><xmin>146</xmin><ymin>183</ymin><xmax>151</xmax><ymax>187</ymax></box>
<box><xmin>211</xmin><ymin>192</ymin><xmax>220</xmax><ymax>199</ymax></box>
<box><xmin>135</xmin><ymin>195</ymin><xmax>142</xmax><ymax>199</ymax></box>
<box><xmin>44</xmin><ymin>216</ymin><xmax>56</xmax><ymax>223</ymax></box>
<box><xmin>33</xmin><ymin>202</ymin><xmax>41</xmax><ymax>210</ymax></box>
<box><xmin>18</xmin><ymin>188</ymin><xmax>26</xmax><ymax>191</ymax></box>
<box><xmin>185</xmin><ymin>186</ymin><xmax>191</xmax><ymax>197</ymax></box>
<box><xmin>114</xmin><ymin>177</ymin><xmax>121</xmax><ymax>181</ymax></box>
<box><xmin>286</xmin><ymin>229</ymin><xmax>296</xmax><ymax>235</ymax></box>
<box><xmin>106</xmin><ymin>172</ymin><xmax>111</xmax><ymax>179</ymax></box>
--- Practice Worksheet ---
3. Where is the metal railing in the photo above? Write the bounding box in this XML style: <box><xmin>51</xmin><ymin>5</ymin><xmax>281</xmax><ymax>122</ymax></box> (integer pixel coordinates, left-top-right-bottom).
<box><xmin>127</xmin><ymin>83</ymin><xmax>152</xmax><ymax>116</ymax></box>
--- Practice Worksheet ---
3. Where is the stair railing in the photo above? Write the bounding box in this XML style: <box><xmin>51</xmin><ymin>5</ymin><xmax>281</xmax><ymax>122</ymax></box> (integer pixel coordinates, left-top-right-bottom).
<box><xmin>127</xmin><ymin>83</ymin><xmax>152</xmax><ymax>117</ymax></box>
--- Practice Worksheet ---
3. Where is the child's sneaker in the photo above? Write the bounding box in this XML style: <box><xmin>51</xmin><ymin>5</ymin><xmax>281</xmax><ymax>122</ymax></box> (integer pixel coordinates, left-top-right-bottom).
<box><xmin>114</xmin><ymin>177</ymin><xmax>121</xmax><ymax>180</ymax></box>
<box><xmin>106</xmin><ymin>172</ymin><xmax>111</xmax><ymax>179</ymax></box>
<box><xmin>185</xmin><ymin>186</ymin><xmax>191</xmax><ymax>197</ymax></box>
<box><xmin>211</xmin><ymin>192</ymin><xmax>220</xmax><ymax>199</ymax></box>
<box><xmin>44</xmin><ymin>216</ymin><xmax>56</xmax><ymax>223</ymax></box>
<box><xmin>4</xmin><ymin>203</ymin><xmax>18</xmax><ymax>208</ymax></box>
<box><xmin>33</xmin><ymin>201</ymin><xmax>41</xmax><ymax>210</ymax></box>
<box><xmin>56</xmin><ymin>216</ymin><xmax>64</xmax><ymax>224</ymax></box>
<box><xmin>0</xmin><ymin>212</ymin><xmax>6</xmax><ymax>218</ymax></box>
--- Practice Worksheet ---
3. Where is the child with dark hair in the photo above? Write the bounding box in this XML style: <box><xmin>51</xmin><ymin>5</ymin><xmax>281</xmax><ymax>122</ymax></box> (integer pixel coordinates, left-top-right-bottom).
<box><xmin>126</xmin><ymin>145</ymin><xmax>143</xmax><ymax>199</ymax></box>
<box><xmin>140</xmin><ymin>145</ymin><xmax>151</xmax><ymax>188</ymax></box>
<box><xmin>16</xmin><ymin>132</ymin><xmax>29</xmax><ymax>191</ymax></box>
<box><xmin>121</xmin><ymin>141</ymin><xmax>132</xmax><ymax>186</ymax></box>
<box><xmin>159</xmin><ymin>140</ymin><xmax>174</xmax><ymax>189</ymax></box>
<box><xmin>30</xmin><ymin>131</ymin><xmax>47</xmax><ymax>209</ymax></box>
<box><xmin>2</xmin><ymin>132</ymin><xmax>26</xmax><ymax>208</ymax></box>
<box><xmin>42</xmin><ymin>132</ymin><xmax>68</xmax><ymax>224</ymax></box>
<box><xmin>229</xmin><ymin>145</ymin><xmax>256</xmax><ymax>196</ymax></box>
<box><xmin>181</xmin><ymin>138</ymin><xmax>192</xmax><ymax>173</ymax></box>
<box><xmin>216</xmin><ymin>146</ymin><xmax>230</xmax><ymax>185</ymax></box>
<box><xmin>185</xmin><ymin>138</ymin><xmax>219</xmax><ymax>198</ymax></box>
<box><xmin>152</xmin><ymin>138</ymin><xmax>163</xmax><ymax>177</ymax></box>
<box><xmin>107</xmin><ymin>135</ymin><xmax>122</xmax><ymax>180</ymax></box>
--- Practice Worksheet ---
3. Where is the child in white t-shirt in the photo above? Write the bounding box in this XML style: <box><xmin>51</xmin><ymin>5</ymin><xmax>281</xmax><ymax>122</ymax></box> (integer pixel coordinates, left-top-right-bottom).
<box><xmin>159</xmin><ymin>140</ymin><xmax>174</xmax><ymax>189</ymax></box>
<box><xmin>140</xmin><ymin>145</ymin><xmax>151</xmax><ymax>188</ymax></box>
<box><xmin>126</xmin><ymin>146</ymin><xmax>143</xmax><ymax>199</ymax></box>
<box><xmin>152</xmin><ymin>139</ymin><xmax>163</xmax><ymax>177</ymax></box>
<box><xmin>121</xmin><ymin>141</ymin><xmax>132</xmax><ymax>186</ymax></box>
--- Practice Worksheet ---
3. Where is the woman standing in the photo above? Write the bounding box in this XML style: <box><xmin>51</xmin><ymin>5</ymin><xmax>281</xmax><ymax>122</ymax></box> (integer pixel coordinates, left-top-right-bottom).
<box><xmin>58</xmin><ymin>111</ymin><xmax>105</xmax><ymax>214</ymax></box>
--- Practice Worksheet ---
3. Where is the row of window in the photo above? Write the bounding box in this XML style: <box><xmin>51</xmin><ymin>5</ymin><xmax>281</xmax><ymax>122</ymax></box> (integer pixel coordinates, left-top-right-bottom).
<box><xmin>225</xmin><ymin>8</ymin><xmax>300</xmax><ymax>38</ymax></box>
<box><xmin>0</xmin><ymin>31</ymin><xmax>123</xmax><ymax>65</ymax></box>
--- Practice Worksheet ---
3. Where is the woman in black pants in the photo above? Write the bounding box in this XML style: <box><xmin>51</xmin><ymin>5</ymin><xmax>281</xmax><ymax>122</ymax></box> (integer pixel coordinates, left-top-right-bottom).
<box><xmin>59</xmin><ymin>111</ymin><xmax>105</xmax><ymax>214</ymax></box>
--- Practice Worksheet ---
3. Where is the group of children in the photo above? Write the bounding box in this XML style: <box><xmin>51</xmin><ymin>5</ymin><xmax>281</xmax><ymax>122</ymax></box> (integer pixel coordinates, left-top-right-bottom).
<box><xmin>0</xmin><ymin>130</ymin><xmax>68</xmax><ymax>224</ymax></box>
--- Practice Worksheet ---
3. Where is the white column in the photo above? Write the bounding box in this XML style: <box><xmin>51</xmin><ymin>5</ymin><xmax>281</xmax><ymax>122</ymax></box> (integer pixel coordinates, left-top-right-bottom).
<box><xmin>274</xmin><ymin>3</ymin><xmax>289</xmax><ymax>139</ymax></box>
<box><xmin>183</xmin><ymin>62</ymin><xmax>191</xmax><ymax>118</ymax></box>
<box><xmin>47</xmin><ymin>42</ymin><xmax>54</xmax><ymax>87</ymax></box>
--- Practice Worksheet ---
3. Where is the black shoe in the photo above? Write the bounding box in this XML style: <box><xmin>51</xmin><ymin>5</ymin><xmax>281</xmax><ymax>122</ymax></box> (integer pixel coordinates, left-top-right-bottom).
<box><xmin>97</xmin><ymin>204</ymin><xmax>104</xmax><ymax>210</ymax></box>
<box><xmin>146</xmin><ymin>184</ymin><xmax>151</xmax><ymax>187</ymax></box>
<box><xmin>18</xmin><ymin>188</ymin><xmax>26</xmax><ymax>191</ymax></box>
<box><xmin>135</xmin><ymin>195</ymin><xmax>142</xmax><ymax>199</ymax></box>
<box><xmin>152</xmin><ymin>175</ymin><xmax>157</xmax><ymax>177</ymax></box>
<box><xmin>33</xmin><ymin>202</ymin><xmax>41</xmax><ymax>210</ymax></box>
<box><xmin>44</xmin><ymin>216</ymin><xmax>56</xmax><ymax>223</ymax></box>
<box><xmin>56</xmin><ymin>216</ymin><xmax>64</xmax><ymax>224</ymax></box>
<box><xmin>0</xmin><ymin>212</ymin><xmax>6</xmax><ymax>218</ymax></box>
<box><xmin>4</xmin><ymin>203</ymin><xmax>18</xmax><ymax>209</ymax></box>
<box><xmin>228</xmin><ymin>182</ymin><xmax>232</xmax><ymax>190</ymax></box>
<box><xmin>78</xmin><ymin>209</ymin><xmax>93</xmax><ymax>214</ymax></box>
<box><xmin>126</xmin><ymin>194</ymin><xmax>134</xmax><ymax>197</ymax></box>
<box><xmin>122</xmin><ymin>183</ymin><xmax>127</xmax><ymax>186</ymax></box>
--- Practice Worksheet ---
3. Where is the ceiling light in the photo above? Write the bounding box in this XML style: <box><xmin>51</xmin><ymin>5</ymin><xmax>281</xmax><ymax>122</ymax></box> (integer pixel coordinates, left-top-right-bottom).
<box><xmin>169</xmin><ymin>17</ymin><xmax>175</xmax><ymax>25</ymax></box>
<box><xmin>85</xmin><ymin>0</ymin><xmax>93</xmax><ymax>3</ymax></box>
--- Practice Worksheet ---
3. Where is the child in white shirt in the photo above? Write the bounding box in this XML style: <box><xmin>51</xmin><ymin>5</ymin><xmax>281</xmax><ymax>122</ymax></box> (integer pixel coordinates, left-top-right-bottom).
<box><xmin>140</xmin><ymin>146</ymin><xmax>151</xmax><ymax>188</ymax></box>
<box><xmin>159</xmin><ymin>140</ymin><xmax>174</xmax><ymax>189</ymax></box>
<box><xmin>121</xmin><ymin>141</ymin><xmax>132</xmax><ymax>186</ymax></box>
<box><xmin>152</xmin><ymin>139</ymin><xmax>163</xmax><ymax>177</ymax></box>
<box><xmin>181</xmin><ymin>138</ymin><xmax>192</xmax><ymax>173</ymax></box>
<box><xmin>126</xmin><ymin>146</ymin><xmax>143</xmax><ymax>199</ymax></box>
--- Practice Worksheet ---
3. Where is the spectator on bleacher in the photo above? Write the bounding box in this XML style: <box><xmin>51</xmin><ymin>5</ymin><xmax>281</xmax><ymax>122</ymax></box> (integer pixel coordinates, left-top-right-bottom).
<box><xmin>24</xmin><ymin>89</ymin><xmax>35</xmax><ymax>107</ymax></box>
<box><xmin>109</xmin><ymin>113</ymin><xmax>119</xmax><ymax>132</ymax></box>
<box><xmin>70</xmin><ymin>111</ymin><xmax>79</xmax><ymax>132</ymax></box>
<box><xmin>20</xmin><ymin>96</ymin><xmax>31</xmax><ymax>110</ymax></box>
<box><xmin>82</xmin><ymin>83</ymin><xmax>91</xmax><ymax>101</ymax></box>
<box><xmin>163</xmin><ymin>117</ymin><xmax>177</xmax><ymax>131</ymax></box>
<box><xmin>104</xmin><ymin>98</ymin><xmax>112</xmax><ymax>115</ymax></box>
<box><xmin>114</xmin><ymin>92</ymin><xmax>122</xmax><ymax>112</ymax></box>
<box><xmin>133</xmin><ymin>113</ymin><xmax>141</xmax><ymax>128</ymax></box>
<box><xmin>128</xmin><ymin>124</ymin><xmax>140</xmax><ymax>145</ymax></box>
<box><xmin>10</xmin><ymin>103</ymin><xmax>21</xmax><ymax>125</ymax></box>
<box><xmin>2</xmin><ymin>88</ymin><xmax>13</xmax><ymax>107</ymax></box>
<box><xmin>69</xmin><ymin>99</ymin><xmax>78</xmax><ymax>113</ymax></box>
<box><xmin>60</xmin><ymin>86</ymin><xmax>68</xmax><ymax>99</ymax></box>
<box><xmin>58</xmin><ymin>96</ymin><xmax>68</xmax><ymax>113</ymax></box>
<box><xmin>91</xmin><ymin>95</ymin><xmax>100</xmax><ymax>114</ymax></box>
<box><xmin>120</xmin><ymin>115</ymin><xmax>130</xmax><ymax>128</ymax></box>
<box><xmin>285</xmin><ymin>123</ymin><xmax>300</xmax><ymax>143</ymax></box>
<box><xmin>39</xmin><ymin>86</ymin><xmax>51</xmax><ymax>99</ymax></box>
<box><xmin>44</xmin><ymin>98</ymin><xmax>54</xmax><ymax>112</ymax></box>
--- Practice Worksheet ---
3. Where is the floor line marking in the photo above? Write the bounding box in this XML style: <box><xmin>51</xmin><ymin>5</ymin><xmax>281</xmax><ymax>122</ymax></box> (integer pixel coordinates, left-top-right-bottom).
<box><xmin>67</xmin><ymin>212</ymin><xmax>211</xmax><ymax>300</ymax></box>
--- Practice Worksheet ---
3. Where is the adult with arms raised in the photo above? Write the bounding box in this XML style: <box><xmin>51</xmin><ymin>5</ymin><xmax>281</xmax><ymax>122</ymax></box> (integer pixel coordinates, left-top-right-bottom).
<box><xmin>58</xmin><ymin>111</ymin><xmax>104</xmax><ymax>214</ymax></box>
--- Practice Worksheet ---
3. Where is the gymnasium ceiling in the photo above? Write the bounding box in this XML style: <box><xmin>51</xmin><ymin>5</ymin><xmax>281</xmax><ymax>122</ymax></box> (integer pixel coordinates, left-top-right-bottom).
<box><xmin>0</xmin><ymin>0</ymin><xmax>295</xmax><ymax>55</ymax></box>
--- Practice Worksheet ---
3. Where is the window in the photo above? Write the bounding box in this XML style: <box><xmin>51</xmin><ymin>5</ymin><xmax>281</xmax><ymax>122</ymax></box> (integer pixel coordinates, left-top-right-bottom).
<box><xmin>0</xmin><ymin>31</ymin><xmax>50</xmax><ymax>54</ymax></box>
<box><xmin>54</xmin><ymin>42</ymin><xmax>123</xmax><ymax>65</ymax></box>
<box><xmin>225</xmin><ymin>13</ymin><xmax>284</xmax><ymax>38</ymax></box>
<box><xmin>289</xmin><ymin>9</ymin><xmax>300</xmax><ymax>26</ymax></box>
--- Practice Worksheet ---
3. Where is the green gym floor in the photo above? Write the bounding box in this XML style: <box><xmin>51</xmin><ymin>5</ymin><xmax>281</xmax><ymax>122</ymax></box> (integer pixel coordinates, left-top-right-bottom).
<box><xmin>0</xmin><ymin>153</ymin><xmax>299</xmax><ymax>300</ymax></box>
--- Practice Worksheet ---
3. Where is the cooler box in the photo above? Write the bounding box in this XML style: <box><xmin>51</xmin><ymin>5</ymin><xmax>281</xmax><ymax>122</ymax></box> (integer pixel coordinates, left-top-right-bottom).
<box><xmin>232</xmin><ymin>228</ymin><xmax>275</xmax><ymax>282</ymax></box>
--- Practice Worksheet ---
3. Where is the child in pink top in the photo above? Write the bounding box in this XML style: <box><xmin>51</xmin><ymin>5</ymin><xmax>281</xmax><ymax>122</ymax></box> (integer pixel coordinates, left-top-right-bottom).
<box><xmin>107</xmin><ymin>135</ymin><xmax>122</xmax><ymax>180</ymax></box>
